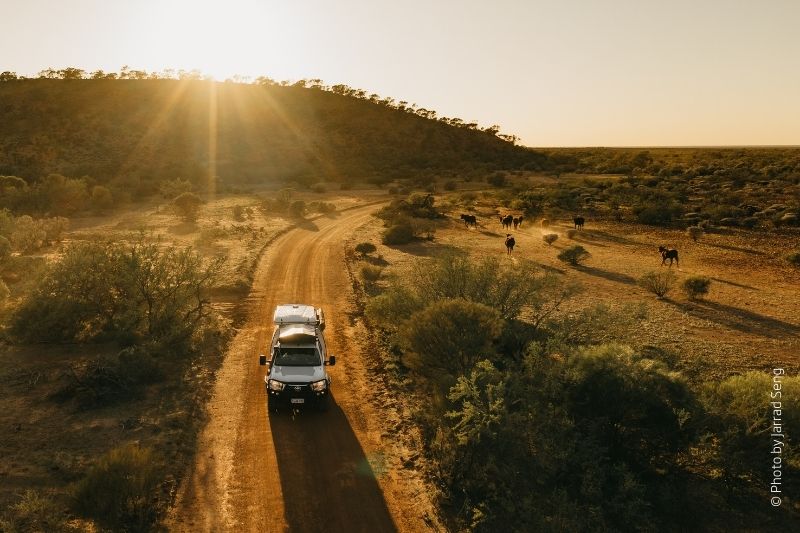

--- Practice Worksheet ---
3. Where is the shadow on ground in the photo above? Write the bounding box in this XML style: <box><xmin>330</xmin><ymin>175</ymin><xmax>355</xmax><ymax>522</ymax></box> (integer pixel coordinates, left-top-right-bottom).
<box><xmin>268</xmin><ymin>394</ymin><xmax>397</xmax><ymax>533</ymax></box>
<box><xmin>666</xmin><ymin>299</ymin><xmax>799</xmax><ymax>338</ymax></box>
<box><xmin>578</xmin><ymin>265</ymin><xmax>638</xmax><ymax>285</ymax></box>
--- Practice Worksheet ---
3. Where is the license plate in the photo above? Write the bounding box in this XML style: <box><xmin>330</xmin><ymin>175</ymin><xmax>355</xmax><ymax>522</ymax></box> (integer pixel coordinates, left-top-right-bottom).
<box><xmin>290</xmin><ymin>398</ymin><xmax>305</xmax><ymax>404</ymax></box>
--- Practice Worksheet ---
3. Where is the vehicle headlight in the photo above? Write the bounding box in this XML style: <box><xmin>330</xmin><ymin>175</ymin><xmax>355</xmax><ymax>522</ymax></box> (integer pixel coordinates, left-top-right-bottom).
<box><xmin>268</xmin><ymin>379</ymin><xmax>285</xmax><ymax>391</ymax></box>
<box><xmin>310</xmin><ymin>379</ymin><xmax>327</xmax><ymax>392</ymax></box>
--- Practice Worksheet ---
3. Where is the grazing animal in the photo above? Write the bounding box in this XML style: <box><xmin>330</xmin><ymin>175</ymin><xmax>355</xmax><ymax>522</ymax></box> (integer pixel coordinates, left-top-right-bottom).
<box><xmin>513</xmin><ymin>215</ymin><xmax>524</xmax><ymax>228</ymax></box>
<box><xmin>460</xmin><ymin>213</ymin><xmax>477</xmax><ymax>227</ymax></box>
<box><xmin>501</xmin><ymin>214</ymin><xmax>514</xmax><ymax>229</ymax></box>
<box><xmin>658</xmin><ymin>246</ymin><xmax>679</xmax><ymax>267</ymax></box>
<box><xmin>573</xmin><ymin>216</ymin><xmax>585</xmax><ymax>229</ymax></box>
<box><xmin>505</xmin><ymin>234</ymin><xmax>516</xmax><ymax>254</ymax></box>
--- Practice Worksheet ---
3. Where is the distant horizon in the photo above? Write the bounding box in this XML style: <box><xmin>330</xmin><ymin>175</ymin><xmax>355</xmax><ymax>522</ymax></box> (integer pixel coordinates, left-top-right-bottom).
<box><xmin>3</xmin><ymin>0</ymin><xmax>798</xmax><ymax>146</ymax></box>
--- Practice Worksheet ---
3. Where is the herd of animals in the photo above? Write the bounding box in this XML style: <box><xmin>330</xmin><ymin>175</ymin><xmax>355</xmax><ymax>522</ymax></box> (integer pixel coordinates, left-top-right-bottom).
<box><xmin>458</xmin><ymin>212</ymin><xmax>679</xmax><ymax>265</ymax></box>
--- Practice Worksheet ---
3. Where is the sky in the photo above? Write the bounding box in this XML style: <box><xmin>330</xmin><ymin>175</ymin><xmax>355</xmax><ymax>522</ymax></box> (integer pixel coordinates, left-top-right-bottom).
<box><xmin>1</xmin><ymin>0</ymin><xmax>798</xmax><ymax>147</ymax></box>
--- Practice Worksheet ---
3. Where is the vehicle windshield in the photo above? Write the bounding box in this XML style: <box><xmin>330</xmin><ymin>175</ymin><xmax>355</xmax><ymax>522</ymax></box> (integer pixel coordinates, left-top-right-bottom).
<box><xmin>273</xmin><ymin>347</ymin><xmax>321</xmax><ymax>367</ymax></box>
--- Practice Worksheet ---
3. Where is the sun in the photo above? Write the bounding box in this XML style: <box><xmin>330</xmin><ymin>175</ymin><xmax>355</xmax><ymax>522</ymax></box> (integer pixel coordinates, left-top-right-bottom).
<box><xmin>145</xmin><ymin>0</ymin><xmax>279</xmax><ymax>80</ymax></box>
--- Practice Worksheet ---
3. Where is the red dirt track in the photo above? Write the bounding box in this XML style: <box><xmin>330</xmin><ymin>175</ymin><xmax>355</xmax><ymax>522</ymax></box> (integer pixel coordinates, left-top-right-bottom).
<box><xmin>168</xmin><ymin>204</ymin><xmax>432</xmax><ymax>532</ymax></box>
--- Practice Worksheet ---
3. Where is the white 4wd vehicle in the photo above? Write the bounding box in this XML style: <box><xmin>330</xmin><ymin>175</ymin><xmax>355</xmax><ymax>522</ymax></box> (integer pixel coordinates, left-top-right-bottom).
<box><xmin>259</xmin><ymin>304</ymin><xmax>336</xmax><ymax>412</ymax></box>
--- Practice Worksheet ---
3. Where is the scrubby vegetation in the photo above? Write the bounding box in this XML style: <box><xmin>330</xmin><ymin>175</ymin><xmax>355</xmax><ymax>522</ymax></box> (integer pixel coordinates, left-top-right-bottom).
<box><xmin>12</xmin><ymin>239</ymin><xmax>223</xmax><ymax>349</ymax></box>
<box><xmin>72</xmin><ymin>444</ymin><xmax>162</xmax><ymax>532</ymax></box>
<box><xmin>364</xmin><ymin>254</ymin><xmax>800</xmax><ymax>531</ymax></box>
<box><xmin>639</xmin><ymin>270</ymin><xmax>677</xmax><ymax>299</ymax></box>
<box><xmin>0</xmin><ymin>77</ymin><xmax>547</xmax><ymax>190</ymax></box>
<box><xmin>557</xmin><ymin>244</ymin><xmax>590</xmax><ymax>266</ymax></box>
<box><xmin>682</xmin><ymin>275</ymin><xmax>712</xmax><ymax>300</ymax></box>
<box><xmin>496</xmin><ymin>148</ymin><xmax>800</xmax><ymax>230</ymax></box>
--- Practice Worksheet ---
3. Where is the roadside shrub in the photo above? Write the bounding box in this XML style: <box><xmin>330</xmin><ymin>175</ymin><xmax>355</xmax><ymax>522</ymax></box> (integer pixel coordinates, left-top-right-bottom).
<box><xmin>557</xmin><ymin>245</ymin><xmax>590</xmax><ymax>266</ymax></box>
<box><xmin>387</xmin><ymin>186</ymin><xmax>400</xmax><ymax>195</ymax></box>
<box><xmin>441</xmin><ymin>343</ymin><xmax>696</xmax><ymax>532</ymax></box>
<box><xmin>12</xmin><ymin>240</ymin><xmax>222</xmax><ymax>350</ymax></box>
<box><xmin>443</xmin><ymin>180</ymin><xmax>457</xmax><ymax>191</ymax></box>
<box><xmin>540</xmin><ymin>218</ymin><xmax>550</xmax><ymax>227</ymax></box>
<box><xmin>360</xmin><ymin>264</ymin><xmax>383</xmax><ymax>283</ymax></box>
<box><xmin>232</xmin><ymin>205</ymin><xmax>245</xmax><ymax>221</ymax></box>
<box><xmin>307</xmin><ymin>200</ymin><xmax>336</xmax><ymax>214</ymax></box>
<box><xmin>566</xmin><ymin>229</ymin><xmax>577</xmax><ymax>239</ymax></box>
<box><xmin>682</xmin><ymin>276</ymin><xmax>711</xmax><ymax>300</ymax></box>
<box><xmin>542</xmin><ymin>233</ymin><xmax>558</xmax><ymax>246</ymax></box>
<box><xmin>639</xmin><ymin>270</ymin><xmax>676</xmax><ymax>298</ymax></box>
<box><xmin>368</xmin><ymin>254</ymin><xmax>578</xmax><ymax>328</ymax></box>
<box><xmin>686</xmin><ymin>226</ymin><xmax>704</xmax><ymax>242</ymax></box>
<box><xmin>786</xmin><ymin>251</ymin><xmax>800</xmax><ymax>267</ymax></box>
<box><xmin>399</xmin><ymin>298</ymin><xmax>503</xmax><ymax>376</ymax></box>
<box><xmin>72</xmin><ymin>444</ymin><xmax>162</xmax><ymax>532</ymax></box>
<box><xmin>382</xmin><ymin>222</ymin><xmax>414</xmax><ymax>245</ymax></box>
<box><xmin>311</xmin><ymin>182</ymin><xmax>327</xmax><ymax>193</ymax></box>
<box><xmin>354</xmin><ymin>242</ymin><xmax>377</xmax><ymax>257</ymax></box>
<box><xmin>288</xmin><ymin>199</ymin><xmax>306</xmax><ymax>218</ymax></box>
<box><xmin>173</xmin><ymin>192</ymin><xmax>202</xmax><ymax>222</ymax></box>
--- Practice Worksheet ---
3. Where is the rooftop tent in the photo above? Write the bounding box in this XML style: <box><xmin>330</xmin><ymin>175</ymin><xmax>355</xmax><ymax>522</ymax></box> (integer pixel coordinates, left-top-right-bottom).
<box><xmin>277</xmin><ymin>324</ymin><xmax>317</xmax><ymax>345</ymax></box>
<box><xmin>273</xmin><ymin>304</ymin><xmax>320</xmax><ymax>325</ymax></box>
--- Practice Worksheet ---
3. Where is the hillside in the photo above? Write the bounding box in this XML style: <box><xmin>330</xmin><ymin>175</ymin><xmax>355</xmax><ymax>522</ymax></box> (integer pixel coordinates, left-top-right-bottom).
<box><xmin>0</xmin><ymin>79</ymin><xmax>547</xmax><ymax>189</ymax></box>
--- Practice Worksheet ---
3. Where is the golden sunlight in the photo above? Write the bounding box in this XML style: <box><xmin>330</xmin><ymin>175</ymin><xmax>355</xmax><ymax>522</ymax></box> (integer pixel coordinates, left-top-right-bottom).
<box><xmin>148</xmin><ymin>0</ymin><xmax>277</xmax><ymax>80</ymax></box>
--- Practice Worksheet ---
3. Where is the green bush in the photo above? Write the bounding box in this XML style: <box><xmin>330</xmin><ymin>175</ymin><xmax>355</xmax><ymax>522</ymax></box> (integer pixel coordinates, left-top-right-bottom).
<box><xmin>565</xmin><ymin>228</ymin><xmax>577</xmax><ymax>239</ymax></box>
<box><xmin>399</xmin><ymin>299</ymin><xmax>503</xmax><ymax>376</ymax></box>
<box><xmin>311</xmin><ymin>182</ymin><xmax>327</xmax><ymax>193</ymax></box>
<box><xmin>682</xmin><ymin>276</ymin><xmax>711</xmax><ymax>300</ymax></box>
<box><xmin>557</xmin><ymin>245</ymin><xmax>590</xmax><ymax>266</ymax></box>
<box><xmin>543</xmin><ymin>233</ymin><xmax>558</xmax><ymax>246</ymax></box>
<box><xmin>639</xmin><ymin>270</ymin><xmax>676</xmax><ymax>298</ymax></box>
<box><xmin>12</xmin><ymin>240</ymin><xmax>222</xmax><ymax>350</ymax></box>
<box><xmin>441</xmin><ymin>343</ymin><xmax>696</xmax><ymax>531</ymax></box>
<box><xmin>382</xmin><ymin>222</ymin><xmax>414</xmax><ymax>245</ymax></box>
<box><xmin>701</xmin><ymin>371</ymin><xmax>800</xmax><ymax>483</ymax></box>
<box><xmin>73</xmin><ymin>444</ymin><xmax>162</xmax><ymax>532</ymax></box>
<box><xmin>354</xmin><ymin>242</ymin><xmax>377</xmax><ymax>256</ymax></box>
<box><xmin>787</xmin><ymin>251</ymin><xmax>800</xmax><ymax>267</ymax></box>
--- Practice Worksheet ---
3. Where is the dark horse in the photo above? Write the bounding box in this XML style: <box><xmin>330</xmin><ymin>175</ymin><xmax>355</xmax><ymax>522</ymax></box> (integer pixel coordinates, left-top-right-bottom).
<box><xmin>513</xmin><ymin>216</ymin><xmax>524</xmax><ymax>229</ymax></box>
<box><xmin>460</xmin><ymin>213</ymin><xmax>477</xmax><ymax>227</ymax></box>
<box><xmin>659</xmin><ymin>246</ymin><xmax>679</xmax><ymax>267</ymax></box>
<box><xmin>500</xmin><ymin>214</ymin><xmax>514</xmax><ymax>229</ymax></box>
<box><xmin>573</xmin><ymin>216</ymin><xmax>585</xmax><ymax>229</ymax></box>
<box><xmin>505</xmin><ymin>234</ymin><xmax>516</xmax><ymax>254</ymax></box>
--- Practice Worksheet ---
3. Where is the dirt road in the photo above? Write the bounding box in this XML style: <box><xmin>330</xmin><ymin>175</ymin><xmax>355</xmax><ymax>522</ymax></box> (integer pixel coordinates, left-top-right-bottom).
<box><xmin>168</xmin><ymin>204</ymin><xmax>433</xmax><ymax>532</ymax></box>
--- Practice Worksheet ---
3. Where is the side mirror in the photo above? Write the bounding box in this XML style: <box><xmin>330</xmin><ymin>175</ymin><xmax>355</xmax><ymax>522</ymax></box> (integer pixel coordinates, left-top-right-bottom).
<box><xmin>259</xmin><ymin>354</ymin><xmax>267</xmax><ymax>366</ymax></box>
<box><xmin>326</xmin><ymin>355</ymin><xmax>336</xmax><ymax>366</ymax></box>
